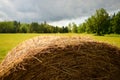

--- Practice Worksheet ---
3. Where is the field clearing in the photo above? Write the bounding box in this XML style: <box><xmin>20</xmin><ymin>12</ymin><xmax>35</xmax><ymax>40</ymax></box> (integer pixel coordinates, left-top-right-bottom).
<box><xmin>0</xmin><ymin>33</ymin><xmax>120</xmax><ymax>62</ymax></box>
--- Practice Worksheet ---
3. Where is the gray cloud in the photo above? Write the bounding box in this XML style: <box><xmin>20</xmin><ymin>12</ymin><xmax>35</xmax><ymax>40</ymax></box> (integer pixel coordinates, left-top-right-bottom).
<box><xmin>0</xmin><ymin>0</ymin><xmax>120</xmax><ymax>23</ymax></box>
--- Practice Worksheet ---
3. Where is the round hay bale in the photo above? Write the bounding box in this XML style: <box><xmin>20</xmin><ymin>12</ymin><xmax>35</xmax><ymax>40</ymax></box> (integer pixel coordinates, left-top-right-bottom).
<box><xmin>0</xmin><ymin>36</ymin><xmax>120</xmax><ymax>80</ymax></box>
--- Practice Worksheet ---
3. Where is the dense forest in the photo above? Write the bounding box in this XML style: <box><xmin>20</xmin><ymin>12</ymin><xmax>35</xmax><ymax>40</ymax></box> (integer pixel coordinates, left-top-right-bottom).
<box><xmin>0</xmin><ymin>8</ymin><xmax>120</xmax><ymax>35</ymax></box>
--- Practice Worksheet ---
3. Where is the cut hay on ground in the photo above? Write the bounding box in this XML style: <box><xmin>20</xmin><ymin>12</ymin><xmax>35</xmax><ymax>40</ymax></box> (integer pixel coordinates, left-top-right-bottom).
<box><xmin>0</xmin><ymin>36</ymin><xmax>120</xmax><ymax>80</ymax></box>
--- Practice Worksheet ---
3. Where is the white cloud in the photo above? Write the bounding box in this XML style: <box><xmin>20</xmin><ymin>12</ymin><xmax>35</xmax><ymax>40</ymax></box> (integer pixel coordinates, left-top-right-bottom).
<box><xmin>109</xmin><ymin>9</ymin><xmax>120</xmax><ymax>15</ymax></box>
<box><xmin>49</xmin><ymin>17</ymin><xmax>89</xmax><ymax>27</ymax></box>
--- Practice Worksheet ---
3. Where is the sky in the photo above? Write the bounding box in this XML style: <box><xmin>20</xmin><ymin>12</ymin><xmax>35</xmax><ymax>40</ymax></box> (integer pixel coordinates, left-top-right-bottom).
<box><xmin>0</xmin><ymin>0</ymin><xmax>120</xmax><ymax>27</ymax></box>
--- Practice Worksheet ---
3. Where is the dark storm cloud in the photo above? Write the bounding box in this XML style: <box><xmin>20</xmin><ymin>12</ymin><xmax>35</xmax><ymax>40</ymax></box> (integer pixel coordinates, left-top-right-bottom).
<box><xmin>0</xmin><ymin>0</ymin><xmax>120</xmax><ymax>22</ymax></box>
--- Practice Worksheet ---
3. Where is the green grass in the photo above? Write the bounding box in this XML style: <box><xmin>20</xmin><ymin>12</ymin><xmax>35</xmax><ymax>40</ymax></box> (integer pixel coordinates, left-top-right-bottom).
<box><xmin>92</xmin><ymin>34</ymin><xmax>120</xmax><ymax>48</ymax></box>
<box><xmin>0</xmin><ymin>33</ymin><xmax>41</xmax><ymax>62</ymax></box>
<box><xmin>0</xmin><ymin>33</ymin><xmax>120</xmax><ymax>62</ymax></box>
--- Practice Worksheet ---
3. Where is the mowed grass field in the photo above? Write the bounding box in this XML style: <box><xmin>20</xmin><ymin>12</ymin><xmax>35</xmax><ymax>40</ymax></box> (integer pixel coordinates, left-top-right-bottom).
<box><xmin>0</xmin><ymin>33</ymin><xmax>120</xmax><ymax>62</ymax></box>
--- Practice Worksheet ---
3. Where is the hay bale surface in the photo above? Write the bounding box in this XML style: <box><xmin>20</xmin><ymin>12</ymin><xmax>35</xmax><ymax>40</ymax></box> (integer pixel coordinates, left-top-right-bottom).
<box><xmin>0</xmin><ymin>36</ymin><xmax>120</xmax><ymax>80</ymax></box>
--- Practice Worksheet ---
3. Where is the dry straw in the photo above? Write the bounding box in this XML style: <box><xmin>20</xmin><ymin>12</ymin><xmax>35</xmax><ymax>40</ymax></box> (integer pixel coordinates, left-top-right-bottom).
<box><xmin>0</xmin><ymin>36</ymin><xmax>120</xmax><ymax>80</ymax></box>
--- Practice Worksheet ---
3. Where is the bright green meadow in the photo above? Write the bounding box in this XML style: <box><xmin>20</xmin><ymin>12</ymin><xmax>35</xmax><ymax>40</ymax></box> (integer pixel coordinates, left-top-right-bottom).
<box><xmin>0</xmin><ymin>33</ymin><xmax>120</xmax><ymax>62</ymax></box>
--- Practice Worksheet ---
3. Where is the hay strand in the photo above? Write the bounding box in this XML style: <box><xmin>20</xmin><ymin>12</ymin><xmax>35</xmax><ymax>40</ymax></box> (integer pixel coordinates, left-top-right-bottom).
<box><xmin>0</xmin><ymin>36</ymin><xmax>120</xmax><ymax>80</ymax></box>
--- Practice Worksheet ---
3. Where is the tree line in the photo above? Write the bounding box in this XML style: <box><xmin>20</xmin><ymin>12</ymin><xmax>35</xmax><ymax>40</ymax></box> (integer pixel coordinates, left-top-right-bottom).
<box><xmin>0</xmin><ymin>21</ymin><xmax>68</xmax><ymax>33</ymax></box>
<box><xmin>71</xmin><ymin>8</ymin><xmax>120</xmax><ymax>35</ymax></box>
<box><xmin>0</xmin><ymin>8</ymin><xmax>120</xmax><ymax>35</ymax></box>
